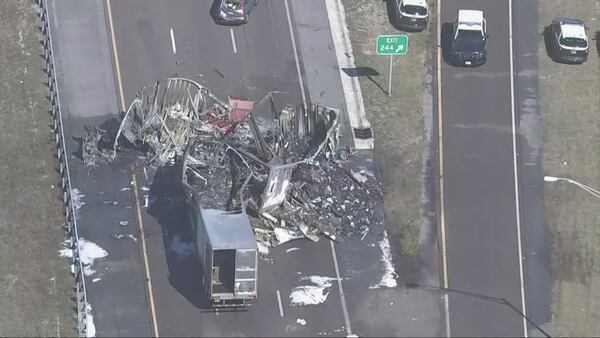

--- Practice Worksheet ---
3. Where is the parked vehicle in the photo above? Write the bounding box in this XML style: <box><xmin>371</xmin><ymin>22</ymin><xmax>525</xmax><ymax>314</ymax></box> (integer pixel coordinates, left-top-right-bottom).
<box><xmin>449</xmin><ymin>10</ymin><xmax>488</xmax><ymax>67</ymax></box>
<box><xmin>214</xmin><ymin>0</ymin><xmax>258</xmax><ymax>25</ymax></box>
<box><xmin>391</xmin><ymin>0</ymin><xmax>429</xmax><ymax>32</ymax></box>
<box><xmin>546</xmin><ymin>17</ymin><xmax>589</xmax><ymax>64</ymax></box>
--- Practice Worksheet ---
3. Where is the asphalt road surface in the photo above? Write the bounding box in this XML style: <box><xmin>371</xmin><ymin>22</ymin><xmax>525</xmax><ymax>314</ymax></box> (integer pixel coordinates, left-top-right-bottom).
<box><xmin>108</xmin><ymin>1</ymin><xmax>351</xmax><ymax>336</ymax></box>
<box><xmin>439</xmin><ymin>0</ymin><xmax>526</xmax><ymax>336</ymax></box>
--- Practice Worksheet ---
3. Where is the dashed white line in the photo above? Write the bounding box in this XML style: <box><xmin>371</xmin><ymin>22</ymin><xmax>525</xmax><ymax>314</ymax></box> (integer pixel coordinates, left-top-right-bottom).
<box><xmin>230</xmin><ymin>28</ymin><xmax>238</xmax><ymax>54</ymax></box>
<box><xmin>276</xmin><ymin>290</ymin><xmax>284</xmax><ymax>317</ymax></box>
<box><xmin>283</xmin><ymin>0</ymin><xmax>307</xmax><ymax>107</ymax></box>
<box><xmin>330</xmin><ymin>240</ymin><xmax>352</xmax><ymax>336</ymax></box>
<box><xmin>169</xmin><ymin>28</ymin><xmax>177</xmax><ymax>55</ymax></box>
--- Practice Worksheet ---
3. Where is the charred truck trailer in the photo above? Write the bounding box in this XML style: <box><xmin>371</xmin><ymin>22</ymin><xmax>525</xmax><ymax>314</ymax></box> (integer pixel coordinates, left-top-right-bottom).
<box><xmin>188</xmin><ymin>208</ymin><xmax>258</xmax><ymax>307</ymax></box>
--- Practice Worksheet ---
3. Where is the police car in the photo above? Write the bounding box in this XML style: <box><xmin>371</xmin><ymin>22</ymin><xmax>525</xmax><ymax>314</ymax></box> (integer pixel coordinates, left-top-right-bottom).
<box><xmin>392</xmin><ymin>0</ymin><xmax>429</xmax><ymax>32</ymax></box>
<box><xmin>449</xmin><ymin>10</ymin><xmax>488</xmax><ymax>67</ymax></box>
<box><xmin>546</xmin><ymin>17</ymin><xmax>589</xmax><ymax>64</ymax></box>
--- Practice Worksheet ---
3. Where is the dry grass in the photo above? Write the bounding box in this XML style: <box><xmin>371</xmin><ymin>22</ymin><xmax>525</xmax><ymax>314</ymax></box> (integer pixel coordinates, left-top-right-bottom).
<box><xmin>341</xmin><ymin>0</ymin><xmax>434</xmax><ymax>269</ymax></box>
<box><xmin>0</xmin><ymin>1</ymin><xmax>75</xmax><ymax>336</ymax></box>
<box><xmin>538</xmin><ymin>0</ymin><xmax>600</xmax><ymax>336</ymax></box>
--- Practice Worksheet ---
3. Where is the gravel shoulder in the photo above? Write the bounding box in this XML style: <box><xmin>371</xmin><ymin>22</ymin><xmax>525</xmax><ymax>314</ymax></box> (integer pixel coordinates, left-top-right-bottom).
<box><xmin>538</xmin><ymin>0</ymin><xmax>600</xmax><ymax>336</ymax></box>
<box><xmin>0</xmin><ymin>1</ymin><xmax>75</xmax><ymax>336</ymax></box>
<box><xmin>341</xmin><ymin>0</ymin><xmax>436</xmax><ymax>281</ymax></box>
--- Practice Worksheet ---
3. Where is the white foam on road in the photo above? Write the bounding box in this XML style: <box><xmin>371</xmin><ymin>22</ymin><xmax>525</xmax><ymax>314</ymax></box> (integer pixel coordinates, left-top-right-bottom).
<box><xmin>86</xmin><ymin>303</ymin><xmax>96</xmax><ymax>337</ymax></box>
<box><xmin>70</xmin><ymin>188</ymin><xmax>85</xmax><ymax>211</ymax></box>
<box><xmin>369</xmin><ymin>232</ymin><xmax>398</xmax><ymax>289</ymax></box>
<box><xmin>289</xmin><ymin>275</ymin><xmax>336</xmax><ymax>306</ymax></box>
<box><xmin>59</xmin><ymin>238</ymin><xmax>108</xmax><ymax>277</ymax></box>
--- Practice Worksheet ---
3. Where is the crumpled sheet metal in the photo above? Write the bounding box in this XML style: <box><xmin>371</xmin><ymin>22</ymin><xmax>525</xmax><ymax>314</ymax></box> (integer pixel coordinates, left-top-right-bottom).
<box><xmin>97</xmin><ymin>77</ymin><xmax>382</xmax><ymax>247</ymax></box>
<box><xmin>113</xmin><ymin>78</ymin><xmax>229</xmax><ymax>166</ymax></box>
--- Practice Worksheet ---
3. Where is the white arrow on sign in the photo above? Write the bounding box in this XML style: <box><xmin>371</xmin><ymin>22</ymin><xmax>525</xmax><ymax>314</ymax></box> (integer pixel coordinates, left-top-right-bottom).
<box><xmin>395</xmin><ymin>45</ymin><xmax>404</xmax><ymax>53</ymax></box>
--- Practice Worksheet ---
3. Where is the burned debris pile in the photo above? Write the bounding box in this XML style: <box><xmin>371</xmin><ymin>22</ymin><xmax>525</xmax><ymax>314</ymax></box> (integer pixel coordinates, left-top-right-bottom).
<box><xmin>85</xmin><ymin>78</ymin><xmax>383</xmax><ymax>248</ymax></box>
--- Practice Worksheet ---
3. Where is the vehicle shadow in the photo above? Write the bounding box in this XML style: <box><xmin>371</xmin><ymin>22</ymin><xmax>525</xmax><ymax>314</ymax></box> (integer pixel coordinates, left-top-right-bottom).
<box><xmin>385</xmin><ymin>0</ymin><xmax>400</xmax><ymax>30</ymax></box>
<box><xmin>542</xmin><ymin>25</ymin><xmax>557</xmax><ymax>62</ymax></box>
<box><xmin>594</xmin><ymin>31</ymin><xmax>600</xmax><ymax>56</ymax></box>
<box><xmin>146</xmin><ymin>164</ymin><xmax>213</xmax><ymax>310</ymax></box>
<box><xmin>440</xmin><ymin>23</ymin><xmax>455</xmax><ymax>66</ymax></box>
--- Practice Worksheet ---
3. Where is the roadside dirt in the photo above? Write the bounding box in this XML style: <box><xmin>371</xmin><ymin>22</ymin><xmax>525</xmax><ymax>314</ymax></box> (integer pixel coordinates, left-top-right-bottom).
<box><xmin>538</xmin><ymin>0</ymin><xmax>600</xmax><ymax>336</ymax></box>
<box><xmin>341</xmin><ymin>0</ymin><xmax>436</xmax><ymax>280</ymax></box>
<box><xmin>0</xmin><ymin>1</ymin><xmax>75</xmax><ymax>336</ymax></box>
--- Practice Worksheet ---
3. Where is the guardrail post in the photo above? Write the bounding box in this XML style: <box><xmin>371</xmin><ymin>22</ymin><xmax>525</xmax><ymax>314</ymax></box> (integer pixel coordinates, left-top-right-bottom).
<box><xmin>39</xmin><ymin>1</ymin><xmax>88</xmax><ymax>336</ymax></box>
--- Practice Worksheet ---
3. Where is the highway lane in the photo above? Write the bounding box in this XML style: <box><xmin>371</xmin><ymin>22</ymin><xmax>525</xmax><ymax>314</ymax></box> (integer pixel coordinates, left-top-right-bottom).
<box><xmin>439</xmin><ymin>0</ymin><xmax>526</xmax><ymax>336</ymax></box>
<box><xmin>110</xmin><ymin>0</ymin><xmax>303</xmax><ymax>109</ymax></box>
<box><xmin>108</xmin><ymin>1</ymin><xmax>350</xmax><ymax>336</ymax></box>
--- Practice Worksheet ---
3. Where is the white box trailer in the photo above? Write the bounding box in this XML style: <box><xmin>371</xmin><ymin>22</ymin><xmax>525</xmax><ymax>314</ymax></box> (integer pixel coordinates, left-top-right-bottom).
<box><xmin>192</xmin><ymin>208</ymin><xmax>258</xmax><ymax>307</ymax></box>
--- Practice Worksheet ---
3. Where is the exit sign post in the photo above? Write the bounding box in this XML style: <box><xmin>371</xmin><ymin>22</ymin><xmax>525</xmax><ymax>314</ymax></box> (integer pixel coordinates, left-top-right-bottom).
<box><xmin>376</xmin><ymin>35</ymin><xmax>409</xmax><ymax>95</ymax></box>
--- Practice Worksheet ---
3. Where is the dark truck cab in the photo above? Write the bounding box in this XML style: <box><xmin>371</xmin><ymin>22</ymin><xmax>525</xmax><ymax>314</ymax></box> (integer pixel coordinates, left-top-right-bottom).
<box><xmin>450</xmin><ymin>10</ymin><xmax>488</xmax><ymax>67</ymax></box>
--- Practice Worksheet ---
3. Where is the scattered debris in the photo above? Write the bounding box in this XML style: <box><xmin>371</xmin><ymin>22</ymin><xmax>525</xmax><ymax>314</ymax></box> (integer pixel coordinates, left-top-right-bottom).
<box><xmin>257</xmin><ymin>242</ymin><xmax>270</xmax><ymax>255</ymax></box>
<box><xmin>111</xmin><ymin>233</ymin><xmax>138</xmax><ymax>243</ymax></box>
<box><xmin>297</xmin><ymin>318</ymin><xmax>307</xmax><ymax>326</ymax></box>
<box><xmin>83</xmin><ymin>78</ymin><xmax>384</xmax><ymax>248</ymax></box>
<box><xmin>120</xmin><ymin>187</ymin><xmax>131</xmax><ymax>191</ymax></box>
<box><xmin>119</xmin><ymin>220</ymin><xmax>128</xmax><ymax>227</ymax></box>
<box><xmin>289</xmin><ymin>275</ymin><xmax>336</xmax><ymax>306</ymax></box>
<box><xmin>369</xmin><ymin>232</ymin><xmax>398</xmax><ymax>289</ymax></box>
<box><xmin>82</xmin><ymin>126</ymin><xmax>114</xmax><ymax>167</ymax></box>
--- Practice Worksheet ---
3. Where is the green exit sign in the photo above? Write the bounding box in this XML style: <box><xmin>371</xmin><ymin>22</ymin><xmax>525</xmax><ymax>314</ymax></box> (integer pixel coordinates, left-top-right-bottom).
<box><xmin>376</xmin><ymin>35</ymin><xmax>409</xmax><ymax>55</ymax></box>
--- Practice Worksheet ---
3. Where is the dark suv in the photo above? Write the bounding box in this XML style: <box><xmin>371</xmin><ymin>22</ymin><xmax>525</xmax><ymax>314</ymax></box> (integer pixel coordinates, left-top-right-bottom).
<box><xmin>546</xmin><ymin>17</ymin><xmax>589</xmax><ymax>64</ymax></box>
<box><xmin>214</xmin><ymin>0</ymin><xmax>258</xmax><ymax>25</ymax></box>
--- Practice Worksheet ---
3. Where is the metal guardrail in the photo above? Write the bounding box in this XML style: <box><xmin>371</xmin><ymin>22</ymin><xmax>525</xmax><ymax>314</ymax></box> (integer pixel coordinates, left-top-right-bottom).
<box><xmin>36</xmin><ymin>0</ymin><xmax>89</xmax><ymax>336</ymax></box>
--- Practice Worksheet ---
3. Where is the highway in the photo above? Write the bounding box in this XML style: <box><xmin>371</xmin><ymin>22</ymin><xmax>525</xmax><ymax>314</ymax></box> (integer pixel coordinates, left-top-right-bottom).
<box><xmin>49</xmin><ymin>0</ymin><xmax>445</xmax><ymax>336</ymax></box>
<box><xmin>108</xmin><ymin>1</ymin><xmax>346</xmax><ymax>336</ymax></box>
<box><xmin>439</xmin><ymin>0</ymin><xmax>527</xmax><ymax>336</ymax></box>
<box><xmin>106</xmin><ymin>0</ymin><xmax>423</xmax><ymax>336</ymax></box>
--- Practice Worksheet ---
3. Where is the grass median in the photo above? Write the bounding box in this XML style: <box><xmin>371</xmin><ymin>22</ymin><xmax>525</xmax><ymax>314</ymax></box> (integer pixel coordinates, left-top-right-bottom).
<box><xmin>0</xmin><ymin>1</ymin><xmax>75</xmax><ymax>336</ymax></box>
<box><xmin>341</xmin><ymin>0</ymin><xmax>435</xmax><ymax>277</ymax></box>
<box><xmin>538</xmin><ymin>0</ymin><xmax>600</xmax><ymax>335</ymax></box>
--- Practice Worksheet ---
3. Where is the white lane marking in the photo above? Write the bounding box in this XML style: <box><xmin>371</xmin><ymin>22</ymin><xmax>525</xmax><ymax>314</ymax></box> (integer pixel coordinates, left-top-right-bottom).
<box><xmin>170</xmin><ymin>28</ymin><xmax>177</xmax><ymax>54</ymax></box>
<box><xmin>276</xmin><ymin>290</ymin><xmax>284</xmax><ymax>317</ymax></box>
<box><xmin>283</xmin><ymin>0</ymin><xmax>307</xmax><ymax>106</ymax></box>
<box><xmin>229</xmin><ymin>28</ymin><xmax>238</xmax><ymax>54</ymax></box>
<box><xmin>436</xmin><ymin>0</ymin><xmax>451</xmax><ymax>336</ymax></box>
<box><xmin>143</xmin><ymin>166</ymin><xmax>148</xmax><ymax>181</ymax></box>
<box><xmin>324</xmin><ymin>0</ymin><xmax>373</xmax><ymax>150</ymax></box>
<box><xmin>508</xmin><ymin>0</ymin><xmax>528</xmax><ymax>336</ymax></box>
<box><xmin>329</xmin><ymin>240</ymin><xmax>352</xmax><ymax>336</ymax></box>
